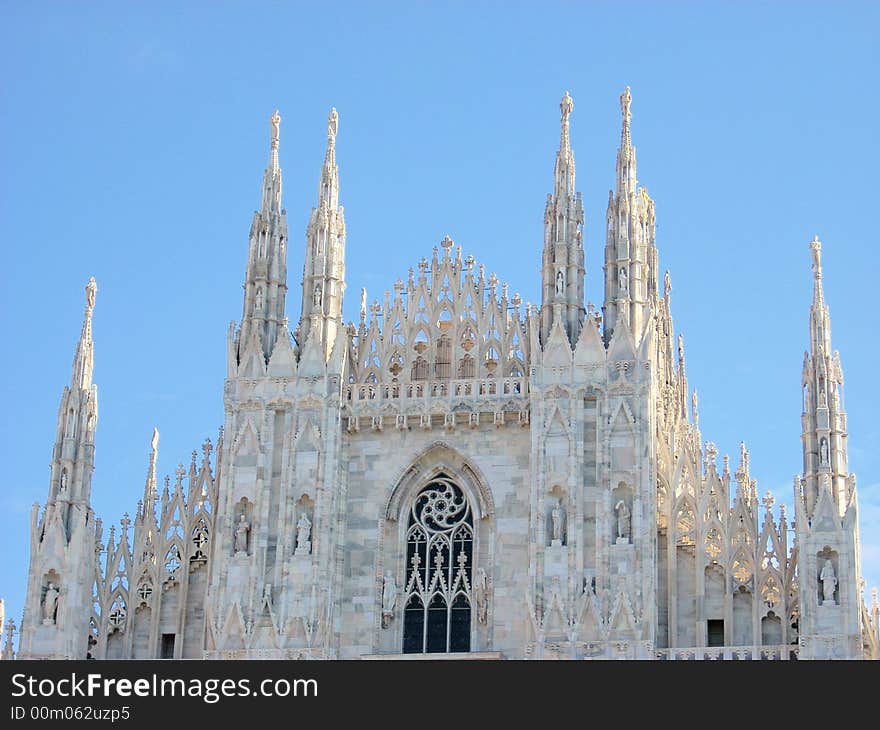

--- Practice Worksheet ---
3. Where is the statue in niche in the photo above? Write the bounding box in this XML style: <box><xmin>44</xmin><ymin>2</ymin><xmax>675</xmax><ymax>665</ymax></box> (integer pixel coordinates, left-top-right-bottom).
<box><xmin>255</xmin><ymin>288</ymin><xmax>263</xmax><ymax>310</ymax></box>
<box><xmin>550</xmin><ymin>499</ymin><xmax>565</xmax><ymax>544</ymax></box>
<box><xmin>43</xmin><ymin>582</ymin><xmax>59</xmax><ymax>624</ymax></box>
<box><xmin>313</xmin><ymin>283</ymin><xmax>322</xmax><ymax>308</ymax></box>
<box><xmin>234</xmin><ymin>514</ymin><xmax>250</xmax><ymax>554</ymax></box>
<box><xmin>296</xmin><ymin>512</ymin><xmax>312</xmax><ymax>552</ymax></box>
<box><xmin>615</xmin><ymin>500</ymin><xmax>631</xmax><ymax>543</ymax></box>
<box><xmin>555</xmin><ymin>269</ymin><xmax>564</xmax><ymax>296</ymax></box>
<box><xmin>820</xmin><ymin>437</ymin><xmax>830</xmax><ymax>466</ymax></box>
<box><xmin>820</xmin><ymin>559</ymin><xmax>837</xmax><ymax>604</ymax></box>
<box><xmin>474</xmin><ymin>568</ymin><xmax>489</xmax><ymax>624</ymax></box>
<box><xmin>618</xmin><ymin>266</ymin><xmax>628</xmax><ymax>293</ymax></box>
<box><xmin>381</xmin><ymin>571</ymin><xmax>396</xmax><ymax>628</ymax></box>
<box><xmin>59</xmin><ymin>471</ymin><xmax>68</xmax><ymax>493</ymax></box>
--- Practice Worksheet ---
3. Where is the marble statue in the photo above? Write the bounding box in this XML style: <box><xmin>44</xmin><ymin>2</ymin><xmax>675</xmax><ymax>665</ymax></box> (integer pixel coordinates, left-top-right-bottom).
<box><xmin>820</xmin><ymin>559</ymin><xmax>837</xmax><ymax>604</ymax></box>
<box><xmin>551</xmin><ymin>499</ymin><xmax>565</xmax><ymax>543</ymax></box>
<box><xmin>474</xmin><ymin>568</ymin><xmax>488</xmax><ymax>624</ymax></box>
<box><xmin>296</xmin><ymin>513</ymin><xmax>312</xmax><ymax>551</ymax></box>
<box><xmin>43</xmin><ymin>583</ymin><xmax>59</xmax><ymax>624</ymax></box>
<box><xmin>616</xmin><ymin>500</ymin><xmax>631</xmax><ymax>542</ymax></box>
<box><xmin>381</xmin><ymin>571</ymin><xmax>396</xmax><ymax>628</ymax></box>
<box><xmin>234</xmin><ymin>514</ymin><xmax>249</xmax><ymax>554</ymax></box>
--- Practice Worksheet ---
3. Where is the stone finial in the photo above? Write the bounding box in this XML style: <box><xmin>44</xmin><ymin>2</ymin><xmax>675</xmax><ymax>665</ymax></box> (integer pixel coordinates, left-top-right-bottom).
<box><xmin>664</xmin><ymin>270</ymin><xmax>671</xmax><ymax>299</ymax></box>
<box><xmin>763</xmin><ymin>491</ymin><xmax>775</xmax><ymax>511</ymax></box>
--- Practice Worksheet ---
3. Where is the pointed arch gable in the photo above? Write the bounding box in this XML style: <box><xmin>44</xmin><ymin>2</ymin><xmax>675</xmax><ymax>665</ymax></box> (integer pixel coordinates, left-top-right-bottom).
<box><xmin>232</xmin><ymin>418</ymin><xmax>261</xmax><ymax>458</ymax></box>
<box><xmin>384</xmin><ymin>442</ymin><xmax>494</xmax><ymax>521</ymax></box>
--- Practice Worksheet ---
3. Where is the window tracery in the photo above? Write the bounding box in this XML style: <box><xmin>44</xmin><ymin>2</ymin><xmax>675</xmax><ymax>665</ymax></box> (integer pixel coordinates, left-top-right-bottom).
<box><xmin>403</xmin><ymin>475</ymin><xmax>473</xmax><ymax>653</ymax></box>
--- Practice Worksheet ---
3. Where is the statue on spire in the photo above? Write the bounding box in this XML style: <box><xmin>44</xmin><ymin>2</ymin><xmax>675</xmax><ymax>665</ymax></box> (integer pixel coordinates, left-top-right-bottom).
<box><xmin>620</xmin><ymin>86</ymin><xmax>632</xmax><ymax>126</ymax></box>
<box><xmin>85</xmin><ymin>276</ymin><xmax>97</xmax><ymax>311</ymax></box>
<box><xmin>559</xmin><ymin>91</ymin><xmax>573</xmax><ymax>151</ymax></box>
<box><xmin>328</xmin><ymin>107</ymin><xmax>339</xmax><ymax>146</ymax></box>
<box><xmin>810</xmin><ymin>235</ymin><xmax>822</xmax><ymax>278</ymax></box>
<box><xmin>560</xmin><ymin>91</ymin><xmax>573</xmax><ymax>122</ymax></box>
<box><xmin>151</xmin><ymin>427</ymin><xmax>159</xmax><ymax>454</ymax></box>
<box><xmin>270</xmin><ymin>110</ymin><xmax>281</xmax><ymax>149</ymax></box>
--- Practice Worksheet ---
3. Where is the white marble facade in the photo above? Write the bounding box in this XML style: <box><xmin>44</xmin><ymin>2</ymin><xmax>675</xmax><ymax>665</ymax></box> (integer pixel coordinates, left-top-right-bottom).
<box><xmin>12</xmin><ymin>91</ymin><xmax>879</xmax><ymax>661</ymax></box>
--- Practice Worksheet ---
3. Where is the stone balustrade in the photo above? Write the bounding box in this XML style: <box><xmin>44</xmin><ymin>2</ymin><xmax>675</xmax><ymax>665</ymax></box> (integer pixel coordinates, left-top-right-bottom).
<box><xmin>655</xmin><ymin>645</ymin><xmax>798</xmax><ymax>660</ymax></box>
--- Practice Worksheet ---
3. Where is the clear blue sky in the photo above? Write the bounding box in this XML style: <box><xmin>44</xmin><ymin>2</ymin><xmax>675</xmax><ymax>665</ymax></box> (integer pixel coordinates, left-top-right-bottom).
<box><xmin>2</xmin><ymin>2</ymin><xmax>878</xmax><ymax>640</ymax></box>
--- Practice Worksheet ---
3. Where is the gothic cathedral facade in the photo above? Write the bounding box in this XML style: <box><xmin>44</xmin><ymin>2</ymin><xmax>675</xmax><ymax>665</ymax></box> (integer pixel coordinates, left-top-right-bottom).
<box><xmin>15</xmin><ymin>91</ymin><xmax>880</xmax><ymax>660</ymax></box>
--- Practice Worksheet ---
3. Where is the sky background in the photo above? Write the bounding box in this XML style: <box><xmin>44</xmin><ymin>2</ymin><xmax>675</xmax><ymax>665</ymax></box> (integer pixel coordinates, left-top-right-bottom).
<box><xmin>1</xmin><ymin>1</ymin><xmax>878</xmax><ymax>645</ymax></box>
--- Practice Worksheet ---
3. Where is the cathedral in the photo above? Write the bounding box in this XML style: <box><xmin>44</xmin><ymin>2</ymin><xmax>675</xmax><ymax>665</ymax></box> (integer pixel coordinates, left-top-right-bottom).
<box><xmin>12</xmin><ymin>89</ymin><xmax>880</xmax><ymax>660</ymax></box>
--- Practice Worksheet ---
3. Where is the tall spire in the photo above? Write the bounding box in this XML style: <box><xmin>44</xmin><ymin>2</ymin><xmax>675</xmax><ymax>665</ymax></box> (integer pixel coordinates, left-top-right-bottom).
<box><xmin>554</xmin><ymin>91</ymin><xmax>575</xmax><ymax>199</ymax></box>
<box><xmin>142</xmin><ymin>428</ymin><xmax>159</xmax><ymax>516</ymax></box>
<box><xmin>299</xmin><ymin>107</ymin><xmax>347</xmax><ymax>363</ymax></box>
<box><xmin>261</xmin><ymin>110</ymin><xmax>283</xmax><ymax>214</ymax></box>
<box><xmin>540</xmin><ymin>91</ymin><xmax>585</xmax><ymax>346</ymax></box>
<box><xmin>236</xmin><ymin>110</ymin><xmax>290</xmax><ymax>366</ymax></box>
<box><xmin>71</xmin><ymin>277</ymin><xmax>97</xmax><ymax>390</ymax></box>
<box><xmin>809</xmin><ymin>235</ymin><xmax>831</xmax><ymax>355</ymax></box>
<box><xmin>603</xmin><ymin>87</ymin><xmax>657</xmax><ymax>346</ymax></box>
<box><xmin>800</xmin><ymin>236</ymin><xmax>850</xmax><ymax>516</ymax></box>
<box><xmin>319</xmin><ymin>108</ymin><xmax>340</xmax><ymax>210</ymax></box>
<box><xmin>617</xmin><ymin>87</ymin><xmax>636</xmax><ymax>196</ymax></box>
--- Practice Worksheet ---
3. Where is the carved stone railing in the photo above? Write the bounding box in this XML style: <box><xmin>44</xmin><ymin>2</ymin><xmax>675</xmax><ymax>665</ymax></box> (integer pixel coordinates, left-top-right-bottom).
<box><xmin>345</xmin><ymin>377</ymin><xmax>528</xmax><ymax>404</ymax></box>
<box><xmin>655</xmin><ymin>645</ymin><xmax>798</xmax><ymax>661</ymax></box>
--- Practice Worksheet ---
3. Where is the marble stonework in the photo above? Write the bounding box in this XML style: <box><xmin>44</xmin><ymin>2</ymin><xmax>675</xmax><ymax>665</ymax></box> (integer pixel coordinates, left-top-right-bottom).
<box><xmin>9</xmin><ymin>91</ymin><xmax>879</xmax><ymax>661</ymax></box>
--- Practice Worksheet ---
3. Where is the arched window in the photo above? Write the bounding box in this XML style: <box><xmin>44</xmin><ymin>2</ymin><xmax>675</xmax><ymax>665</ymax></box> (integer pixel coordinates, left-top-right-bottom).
<box><xmin>403</xmin><ymin>474</ymin><xmax>473</xmax><ymax>653</ymax></box>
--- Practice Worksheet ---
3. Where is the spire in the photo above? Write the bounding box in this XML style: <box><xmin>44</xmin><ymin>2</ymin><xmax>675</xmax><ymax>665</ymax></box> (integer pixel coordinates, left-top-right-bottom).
<box><xmin>554</xmin><ymin>91</ymin><xmax>575</xmax><ymax>199</ymax></box>
<box><xmin>261</xmin><ymin>110</ymin><xmax>283</xmax><ymax>214</ymax></box>
<box><xmin>71</xmin><ymin>277</ymin><xmax>97</xmax><ymax>390</ymax></box>
<box><xmin>616</xmin><ymin>86</ymin><xmax>636</xmax><ymax>196</ymax></box>
<box><xmin>299</xmin><ymin>107</ymin><xmax>347</xmax><ymax>364</ymax></box>
<box><xmin>603</xmin><ymin>87</ymin><xmax>656</xmax><ymax>347</ymax></box>
<box><xmin>236</xmin><ymin>110</ymin><xmax>290</xmax><ymax>366</ymax></box>
<box><xmin>319</xmin><ymin>108</ymin><xmax>340</xmax><ymax>209</ymax></box>
<box><xmin>142</xmin><ymin>428</ymin><xmax>159</xmax><ymax>516</ymax></box>
<box><xmin>800</xmin><ymin>236</ymin><xmax>850</xmax><ymax>517</ymax></box>
<box><xmin>540</xmin><ymin>91</ymin><xmax>585</xmax><ymax>347</ymax></box>
<box><xmin>809</xmin><ymin>235</ymin><xmax>831</xmax><ymax>355</ymax></box>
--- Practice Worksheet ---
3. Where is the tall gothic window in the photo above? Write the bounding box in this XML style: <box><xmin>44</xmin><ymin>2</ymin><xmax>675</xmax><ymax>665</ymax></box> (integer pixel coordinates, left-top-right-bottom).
<box><xmin>403</xmin><ymin>475</ymin><xmax>473</xmax><ymax>653</ymax></box>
